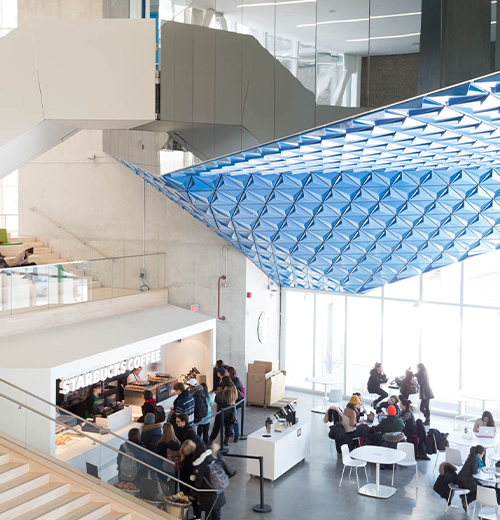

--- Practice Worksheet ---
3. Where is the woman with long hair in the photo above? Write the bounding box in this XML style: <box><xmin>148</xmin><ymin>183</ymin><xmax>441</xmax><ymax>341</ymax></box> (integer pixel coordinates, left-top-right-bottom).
<box><xmin>457</xmin><ymin>445</ymin><xmax>486</xmax><ymax>511</ymax></box>
<box><xmin>416</xmin><ymin>363</ymin><xmax>434</xmax><ymax>425</ymax></box>
<box><xmin>473</xmin><ymin>411</ymin><xmax>496</xmax><ymax>434</ymax></box>
<box><xmin>226</xmin><ymin>366</ymin><xmax>244</xmax><ymax>442</ymax></box>
<box><xmin>197</xmin><ymin>383</ymin><xmax>214</xmax><ymax>444</ymax></box>
<box><xmin>156</xmin><ymin>423</ymin><xmax>181</xmax><ymax>494</ymax></box>
<box><xmin>208</xmin><ymin>376</ymin><xmax>239</xmax><ymax>446</ymax></box>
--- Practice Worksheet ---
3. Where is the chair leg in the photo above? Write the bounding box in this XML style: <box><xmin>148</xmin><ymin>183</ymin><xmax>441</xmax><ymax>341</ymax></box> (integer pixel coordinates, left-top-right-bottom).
<box><xmin>472</xmin><ymin>501</ymin><xmax>476</xmax><ymax>519</ymax></box>
<box><xmin>349</xmin><ymin>467</ymin><xmax>352</xmax><ymax>479</ymax></box>
<box><xmin>356</xmin><ymin>467</ymin><xmax>360</xmax><ymax>490</ymax></box>
<box><xmin>364</xmin><ymin>466</ymin><xmax>368</xmax><ymax>482</ymax></box>
<box><xmin>415</xmin><ymin>465</ymin><xmax>418</xmax><ymax>489</ymax></box>
<box><xmin>434</xmin><ymin>451</ymin><xmax>440</xmax><ymax>471</ymax></box>
<box><xmin>339</xmin><ymin>466</ymin><xmax>345</xmax><ymax>487</ymax></box>
<box><xmin>392</xmin><ymin>464</ymin><xmax>395</xmax><ymax>486</ymax></box>
<box><xmin>445</xmin><ymin>488</ymin><xmax>453</xmax><ymax>513</ymax></box>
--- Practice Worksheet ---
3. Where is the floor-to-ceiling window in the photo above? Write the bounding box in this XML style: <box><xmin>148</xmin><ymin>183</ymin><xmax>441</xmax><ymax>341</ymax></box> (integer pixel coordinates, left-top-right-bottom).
<box><xmin>282</xmin><ymin>248</ymin><xmax>500</xmax><ymax>412</ymax></box>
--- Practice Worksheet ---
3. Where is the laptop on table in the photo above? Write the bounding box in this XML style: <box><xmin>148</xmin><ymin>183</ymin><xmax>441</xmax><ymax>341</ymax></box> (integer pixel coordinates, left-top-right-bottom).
<box><xmin>477</xmin><ymin>426</ymin><xmax>495</xmax><ymax>438</ymax></box>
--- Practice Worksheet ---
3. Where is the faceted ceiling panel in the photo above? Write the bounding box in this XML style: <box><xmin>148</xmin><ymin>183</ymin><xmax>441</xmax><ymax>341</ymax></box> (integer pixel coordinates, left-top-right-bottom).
<box><xmin>116</xmin><ymin>71</ymin><xmax>500</xmax><ymax>293</ymax></box>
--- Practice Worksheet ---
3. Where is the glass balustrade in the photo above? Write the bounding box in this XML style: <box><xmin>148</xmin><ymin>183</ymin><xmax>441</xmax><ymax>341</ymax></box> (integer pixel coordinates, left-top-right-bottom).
<box><xmin>0</xmin><ymin>253</ymin><xmax>165</xmax><ymax>316</ymax></box>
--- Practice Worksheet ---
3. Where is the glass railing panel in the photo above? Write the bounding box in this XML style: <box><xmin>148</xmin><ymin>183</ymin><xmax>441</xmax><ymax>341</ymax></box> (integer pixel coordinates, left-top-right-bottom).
<box><xmin>10</xmin><ymin>265</ymin><xmax>50</xmax><ymax>314</ymax></box>
<box><xmin>84</xmin><ymin>258</ymin><xmax>114</xmax><ymax>301</ymax></box>
<box><xmin>0</xmin><ymin>380</ymin><xmax>206</xmax><ymax>516</ymax></box>
<box><xmin>0</xmin><ymin>269</ymin><xmax>13</xmax><ymax>316</ymax></box>
<box><xmin>47</xmin><ymin>262</ymin><xmax>85</xmax><ymax>308</ymax></box>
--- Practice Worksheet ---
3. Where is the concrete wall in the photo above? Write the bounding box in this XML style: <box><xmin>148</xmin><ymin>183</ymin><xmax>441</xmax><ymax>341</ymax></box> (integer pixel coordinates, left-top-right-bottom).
<box><xmin>244</xmin><ymin>260</ymin><xmax>281</xmax><ymax>368</ymax></box>
<box><xmin>18</xmin><ymin>129</ymin><xmax>252</xmax><ymax>375</ymax></box>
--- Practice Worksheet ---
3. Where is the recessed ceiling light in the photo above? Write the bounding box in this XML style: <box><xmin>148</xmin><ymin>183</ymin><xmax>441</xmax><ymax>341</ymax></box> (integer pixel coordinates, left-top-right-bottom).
<box><xmin>347</xmin><ymin>32</ymin><xmax>421</xmax><ymax>42</ymax></box>
<box><xmin>237</xmin><ymin>0</ymin><xmax>315</xmax><ymax>7</ymax></box>
<box><xmin>298</xmin><ymin>11</ymin><xmax>421</xmax><ymax>28</ymax></box>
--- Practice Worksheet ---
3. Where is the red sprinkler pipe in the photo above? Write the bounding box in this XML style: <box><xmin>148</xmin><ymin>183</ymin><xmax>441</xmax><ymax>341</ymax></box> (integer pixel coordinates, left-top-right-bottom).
<box><xmin>218</xmin><ymin>275</ymin><xmax>226</xmax><ymax>321</ymax></box>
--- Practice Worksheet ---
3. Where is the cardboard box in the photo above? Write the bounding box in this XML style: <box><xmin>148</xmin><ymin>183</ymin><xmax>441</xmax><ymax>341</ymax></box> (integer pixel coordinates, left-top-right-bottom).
<box><xmin>254</xmin><ymin>360</ymin><xmax>279</xmax><ymax>373</ymax></box>
<box><xmin>247</xmin><ymin>363</ymin><xmax>267</xmax><ymax>404</ymax></box>
<box><xmin>265</xmin><ymin>371</ymin><xmax>286</xmax><ymax>405</ymax></box>
<box><xmin>196</xmin><ymin>374</ymin><xmax>206</xmax><ymax>385</ymax></box>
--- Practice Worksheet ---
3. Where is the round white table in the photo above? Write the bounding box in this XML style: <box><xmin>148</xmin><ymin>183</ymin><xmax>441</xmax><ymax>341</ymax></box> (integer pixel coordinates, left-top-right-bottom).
<box><xmin>448</xmin><ymin>432</ymin><xmax>500</xmax><ymax>451</ymax></box>
<box><xmin>350</xmin><ymin>445</ymin><xmax>406</xmax><ymax>498</ymax></box>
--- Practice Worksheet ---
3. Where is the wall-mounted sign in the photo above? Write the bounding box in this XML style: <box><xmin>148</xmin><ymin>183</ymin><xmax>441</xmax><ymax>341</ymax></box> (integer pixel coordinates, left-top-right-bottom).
<box><xmin>59</xmin><ymin>348</ymin><xmax>161</xmax><ymax>395</ymax></box>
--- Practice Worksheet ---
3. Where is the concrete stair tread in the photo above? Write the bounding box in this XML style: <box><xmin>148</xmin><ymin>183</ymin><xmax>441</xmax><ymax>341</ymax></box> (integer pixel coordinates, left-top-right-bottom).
<box><xmin>56</xmin><ymin>501</ymin><xmax>110</xmax><ymax>520</ymax></box>
<box><xmin>99</xmin><ymin>514</ymin><xmax>131</xmax><ymax>520</ymax></box>
<box><xmin>0</xmin><ymin>454</ymin><xmax>9</xmax><ymax>466</ymax></box>
<box><xmin>0</xmin><ymin>482</ymin><xmax>69</xmax><ymax>516</ymax></box>
<box><xmin>9</xmin><ymin>237</ymin><xmax>36</xmax><ymax>243</ymax></box>
<box><xmin>0</xmin><ymin>473</ymin><xmax>50</xmax><ymax>499</ymax></box>
<box><xmin>11</xmin><ymin>492</ymin><xmax>90</xmax><ymax>520</ymax></box>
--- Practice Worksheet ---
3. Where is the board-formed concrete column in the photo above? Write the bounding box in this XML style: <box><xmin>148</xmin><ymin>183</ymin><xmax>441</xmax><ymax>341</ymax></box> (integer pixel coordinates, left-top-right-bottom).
<box><xmin>418</xmin><ymin>0</ymin><xmax>491</xmax><ymax>94</ymax></box>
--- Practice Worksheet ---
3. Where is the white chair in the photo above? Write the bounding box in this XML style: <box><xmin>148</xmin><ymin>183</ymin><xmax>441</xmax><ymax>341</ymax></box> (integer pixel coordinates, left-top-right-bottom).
<box><xmin>339</xmin><ymin>444</ymin><xmax>368</xmax><ymax>489</ymax></box>
<box><xmin>472</xmin><ymin>486</ymin><xmax>498</xmax><ymax>519</ymax></box>
<box><xmin>393</xmin><ymin>442</ymin><xmax>418</xmax><ymax>488</ymax></box>
<box><xmin>324</xmin><ymin>389</ymin><xmax>343</xmax><ymax>410</ymax></box>
<box><xmin>446</xmin><ymin>447</ymin><xmax>465</xmax><ymax>468</ymax></box>
<box><xmin>445</xmin><ymin>483</ymin><xmax>470</xmax><ymax>514</ymax></box>
<box><xmin>430</xmin><ymin>431</ymin><xmax>447</xmax><ymax>471</ymax></box>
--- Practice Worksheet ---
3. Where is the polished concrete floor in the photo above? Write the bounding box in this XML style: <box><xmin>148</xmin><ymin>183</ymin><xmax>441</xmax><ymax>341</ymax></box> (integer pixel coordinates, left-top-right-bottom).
<box><xmin>219</xmin><ymin>391</ymin><xmax>471</xmax><ymax>520</ymax></box>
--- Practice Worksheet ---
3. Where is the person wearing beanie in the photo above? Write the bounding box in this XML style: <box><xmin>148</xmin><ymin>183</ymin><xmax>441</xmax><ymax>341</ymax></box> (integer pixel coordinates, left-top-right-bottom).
<box><xmin>376</xmin><ymin>395</ymin><xmax>401</xmax><ymax>415</ymax></box>
<box><xmin>376</xmin><ymin>404</ymin><xmax>405</xmax><ymax>444</ymax></box>
<box><xmin>140</xmin><ymin>412</ymin><xmax>163</xmax><ymax>452</ymax></box>
<box><xmin>342</xmin><ymin>394</ymin><xmax>369</xmax><ymax>440</ymax></box>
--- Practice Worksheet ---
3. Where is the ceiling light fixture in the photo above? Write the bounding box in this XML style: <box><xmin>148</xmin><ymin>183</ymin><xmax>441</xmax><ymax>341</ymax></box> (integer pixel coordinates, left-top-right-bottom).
<box><xmin>347</xmin><ymin>32</ymin><xmax>421</xmax><ymax>42</ymax></box>
<box><xmin>237</xmin><ymin>0</ymin><xmax>315</xmax><ymax>7</ymax></box>
<box><xmin>297</xmin><ymin>11</ymin><xmax>421</xmax><ymax>28</ymax></box>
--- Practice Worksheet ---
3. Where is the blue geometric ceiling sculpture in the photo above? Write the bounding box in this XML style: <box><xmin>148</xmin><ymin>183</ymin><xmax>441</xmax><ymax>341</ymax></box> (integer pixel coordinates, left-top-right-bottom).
<box><xmin>116</xmin><ymin>71</ymin><xmax>500</xmax><ymax>293</ymax></box>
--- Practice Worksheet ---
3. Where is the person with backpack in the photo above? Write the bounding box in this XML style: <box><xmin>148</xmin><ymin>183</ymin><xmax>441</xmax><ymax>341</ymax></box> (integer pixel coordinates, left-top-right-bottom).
<box><xmin>187</xmin><ymin>379</ymin><xmax>209</xmax><ymax>426</ymax></box>
<box><xmin>116</xmin><ymin>428</ymin><xmax>152</xmax><ymax>489</ymax></box>
<box><xmin>416</xmin><ymin>363</ymin><xmax>434</xmax><ymax>426</ymax></box>
<box><xmin>189</xmin><ymin>442</ymin><xmax>227</xmax><ymax>520</ymax></box>
<box><xmin>156</xmin><ymin>423</ymin><xmax>181</xmax><ymax>495</ymax></box>
<box><xmin>208</xmin><ymin>376</ymin><xmax>240</xmax><ymax>447</ymax></box>
<box><xmin>367</xmin><ymin>362</ymin><xmax>389</xmax><ymax>408</ymax></box>
<box><xmin>226</xmin><ymin>366</ymin><xmax>244</xmax><ymax>442</ymax></box>
<box><xmin>399</xmin><ymin>369</ymin><xmax>419</xmax><ymax>400</ymax></box>
<box><xmin>197</xmin><ymin>383</ymin><xmax>215</xmax><ymax>444</ymax></box>
<box><xmin>171</xmin><ymin>382</ymin><xmax>195</xmax><ymax>425</ymax></box>
<box><xmin>137</xmin><ymin>390</ymin><xmax>165</xmax><ymax>423</ymax></box>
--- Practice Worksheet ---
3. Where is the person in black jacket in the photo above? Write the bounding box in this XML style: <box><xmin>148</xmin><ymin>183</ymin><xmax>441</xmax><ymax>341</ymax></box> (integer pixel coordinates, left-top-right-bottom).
<box><xmin>367</xmin><ymin>362</ymin><xmax>388</xmax><ymax>408</ymax></box>
<box><xmin>137</xmin><ymin>390</ymin><xmax>156</xmax><ymax>423</ymax></box>
<box><xmin>209</xmin><ymin>376</ymin><xmax>240</xmax><ymax>446</ymax></box>
<box><xmin>433</xmin><ymin>461</ymin><xmax>458</xmax><ymax>502</ymax></box>
<box><xmin>457</xmin><ymin>445</ymin><xmax>486</xmax><ymax>510</ymax></box>
<box><xmin>416</xmin><ymin>363</ymin><xmax>434</xmax><ymax>426</ymax></box>
<box><xmin>176</xmin><ymin>413</ymin><xmax>202</xmax><ymax>444</ymax></box>
<box><xmin>213</xmin><ymin>360</ymin><xmax>226</xmax><ymax>392</ymax></box>
<box><xmin>227</xmin><ymin>366</ymin><xmax>243</xmax><ymax>442</ymax></box>
<box><xmin>141</xmin><ymin>413</ymin><xmax>162</xmax><ymax>452</ymax></box>
<box><xmin>189</xmin><ymin>442</ymin><xmax>226</xmax><ymax>520</ymax></box>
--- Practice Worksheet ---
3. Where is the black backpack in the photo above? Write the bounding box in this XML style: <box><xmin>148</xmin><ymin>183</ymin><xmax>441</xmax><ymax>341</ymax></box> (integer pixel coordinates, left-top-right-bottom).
<box><xmin>427</xmin><ymin>428</ymin><xmax>449</xmax><ymax>454</ymax></box>
<box><xmin>152</xmin><ymin>404</ymin><xmax>166</xmax><ymax>423</ymax></box>
<box><xmin>193</xmin><ymin>391</ymin><xmax>209</xmax><ymax>423</ymax></box>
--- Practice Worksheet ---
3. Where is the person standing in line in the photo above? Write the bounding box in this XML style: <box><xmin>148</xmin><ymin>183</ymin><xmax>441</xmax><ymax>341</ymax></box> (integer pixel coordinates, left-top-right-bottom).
<box><xmin>367</xmin><ymin>362</ymin><xmax>389</xmax><ymax>408</ymax></box>
<box><xmin>226</xmin><ymin>366</ymin><xmax>244</xmax><ymax>442</ymax></box>
<box><xmin>213</xmin><ymin>360</ymin><xmax>225</xmax><ymax>392</ymax></box>
<box><xmin>197</xmin><ymin>383</ymin><xmax>214</xmax><ymax>445</ymax></box>
<box><xmin>416</xmin><ymin>363</ymin><xmax>434</xmax><ymax>426</ymax></box>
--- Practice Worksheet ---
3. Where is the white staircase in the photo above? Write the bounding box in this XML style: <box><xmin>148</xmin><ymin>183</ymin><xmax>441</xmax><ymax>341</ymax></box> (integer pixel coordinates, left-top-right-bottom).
<box><xmin>0</xmin><ymin>450</ymin><xmax>130</xmax><ymax>520</ymax></box>
<box><xmin>0</xmin><ymin>235</ymin><xmax>69</xmax><ymax>267</ymax></box>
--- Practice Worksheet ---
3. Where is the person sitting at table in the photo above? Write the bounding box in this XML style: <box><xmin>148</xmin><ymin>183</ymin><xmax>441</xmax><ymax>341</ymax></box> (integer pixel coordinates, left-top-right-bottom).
<box><xmin>323</xmin><ymin>392</ymin><xmax>366</xmax><ymax>424</ymax></box>
<box><xmin>367</xmin><ymin>362</ymin><xmax>389</xmax><ymax>408</ymax></box>
<box><xmin>457</xmin><ymin>445</ymin><xmax>486</xmax><ymax>511</ymax></box>
<box><xmin>473</xmin><ymin>411</ymin><xmax>496</xmax><ymax>434</ymax></box>
<box><xmin>376</xmin><ymin>395</ymin><xmax>401</xmax><ymax>415</ymax></box>
<box><xmin>399</xmin><ymin>369</ymin><xmax>419</xmax><ymax>400</ymax></box>
<box><xmin>376</xmin><ymin>404</ymin><xmax>405</xmax><ymax>447</ymax></box>
<box><xmin>342</xmin><ymin>395</ymin><xmax>369</xmax><ymax>440</ymax></box>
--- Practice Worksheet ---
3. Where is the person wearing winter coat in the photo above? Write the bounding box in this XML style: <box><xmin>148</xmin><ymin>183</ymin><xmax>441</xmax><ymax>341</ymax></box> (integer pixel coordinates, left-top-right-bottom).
<box><xmin>227</xmin><ymin>366</ymin><xmax>244</xmax><ymax>442</ymax></box>
<box><xmin>136</xmin><ymin>390</ymin><xmax>157</xmax><ymax>423</ymax></box>
<box><xmin>376</xmin><ymin>405</ymin><xmax>405</xmax><ymax>446</ymax></box>
<box><xmin>141</xmin><ymin>413</ymin><xmax>163</xmax><ymax>452</ymax></box>
<box><xmin>189</xmin><ymin>442</ymin><xmax>227</xmax><ymax>520</ymax></box>
<box><xmin>457</xmin><ymin>445</ymin><xmax>486</xmax><ymax>510</ymax></box>
<box><xmin>399</xmin><ymin>369</ymin><xmax>418</xmax><ymax>400</ymax></box>
<box><xmin>416</xmin><ymin>363</ymin><xmax>434</xmax><ymax>425</ymax></box>
<box><xmin>171</xmin><ymin>383</ymin><xmax>195</xmax><ymax>425</ymax></box>
<box><xmin>433</xmin><ymin>461</ymin><xmax>458</xmax><ymax>501</ymax></box>
<box><xmin>341</xmin><ymin>395</ymin><xmax>369</xmax><ymax>440</ymax></box>
<box><xmin>209</xmin><ymin>376</ymin><xmax>240</xmax><ymax>446</ymax></box>
<box><xmin>376</xmin><ymin>395</ymin><xmax>401</xmax><ymax>415</ymax></box>
<box><xmin>367</xmin><ymin>362</ymin><xmax>389</xmax><ymax>408</ymax></box>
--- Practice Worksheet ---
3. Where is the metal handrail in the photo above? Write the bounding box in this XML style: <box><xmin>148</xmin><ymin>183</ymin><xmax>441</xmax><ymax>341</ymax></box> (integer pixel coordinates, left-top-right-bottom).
<box><xmin>0</xmin><ymin>377</ymin><xmax>175</xmax><ymax>468</ymax></box>
<box><xmin>1</xmin><ymin>252</ymin><xmax>165</xmax><ymax>274</ymax></box>
<box><xmin>28</xmin><ymin>207</ymin><xmax>110</xmax><ymax>258</ymax></box>
<box><xmin>0</xmin><ymin>391</ymin><xmax>217</xmax><ymax>496</ymax></box>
